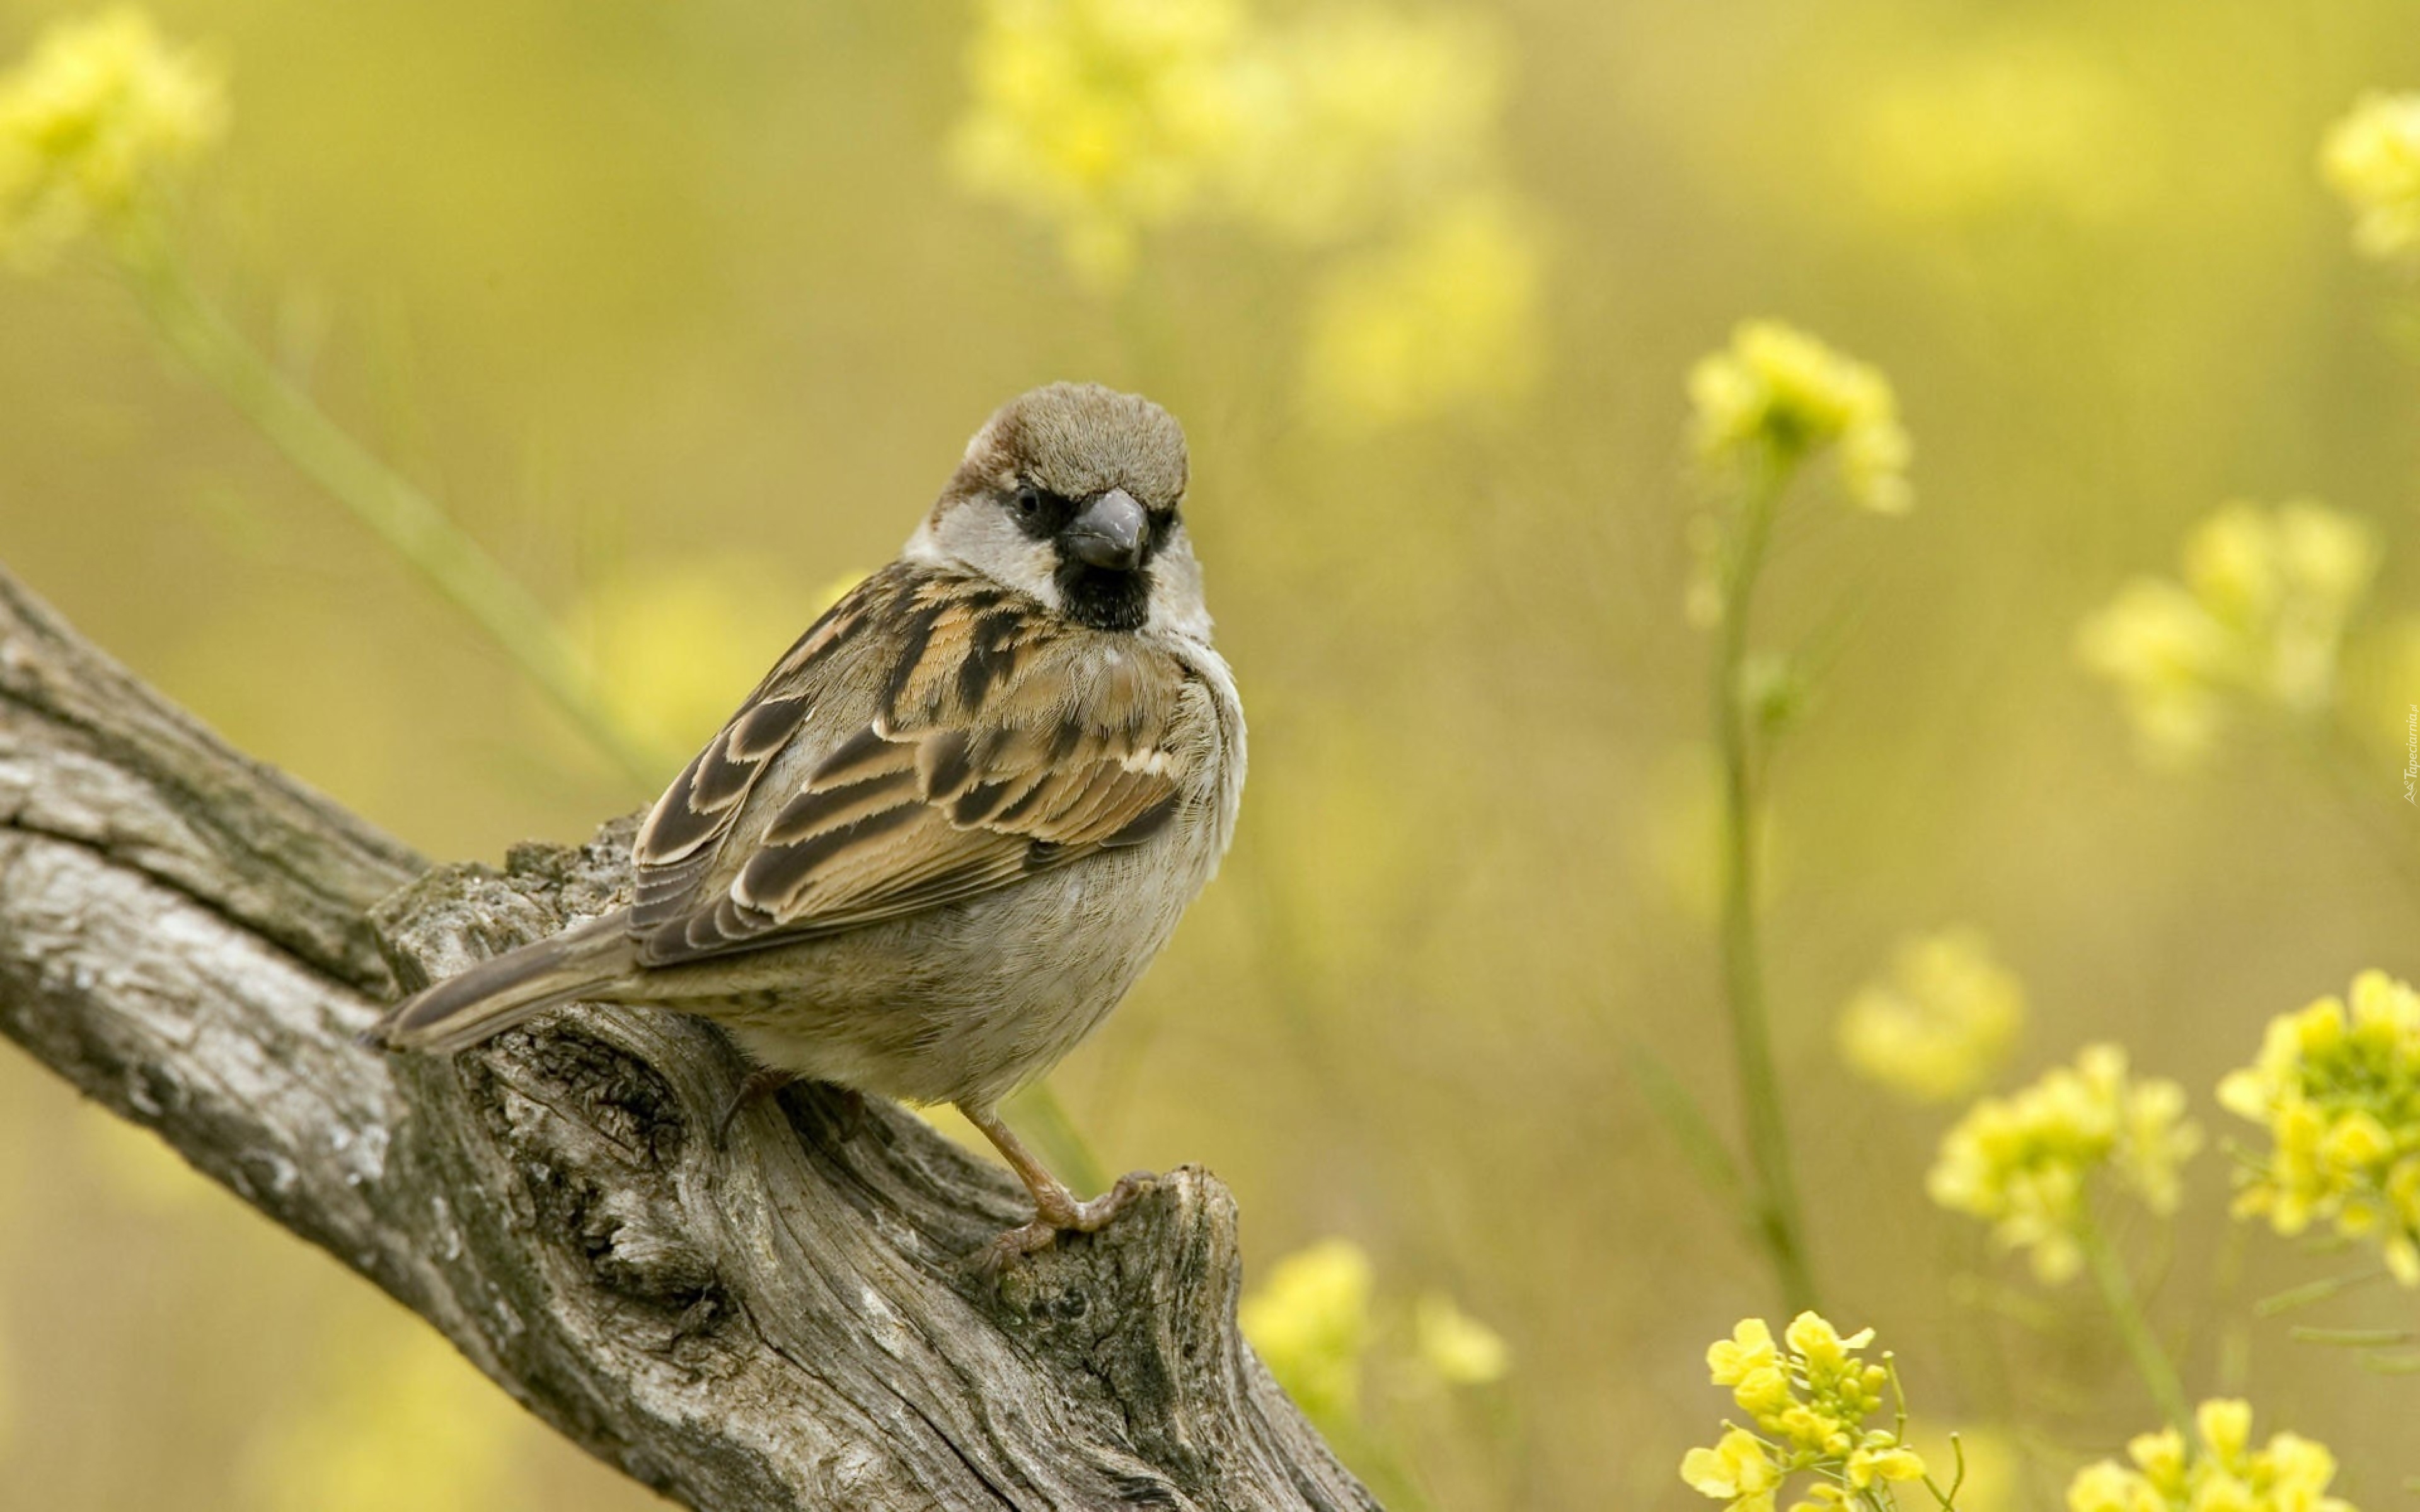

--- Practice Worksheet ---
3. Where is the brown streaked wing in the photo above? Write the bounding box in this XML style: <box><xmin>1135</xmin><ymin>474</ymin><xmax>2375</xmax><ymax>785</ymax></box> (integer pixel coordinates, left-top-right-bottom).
<box><xmin>628</xmin><ymin>566</ymin><xmax>912</xmax><ymax>931</ymax></box>
<box><xmin>631</xmin><ymin>613</ymin><xmax>1189</xmax><ymax>968</ymax></box>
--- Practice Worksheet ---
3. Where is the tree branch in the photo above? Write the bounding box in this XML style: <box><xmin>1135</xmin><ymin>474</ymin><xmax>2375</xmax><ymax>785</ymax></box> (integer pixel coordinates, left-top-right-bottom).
<box><xmin>0</xmin><ymin>563</ymin><xmax>1376</xmax><ymax>1511</ymax></box>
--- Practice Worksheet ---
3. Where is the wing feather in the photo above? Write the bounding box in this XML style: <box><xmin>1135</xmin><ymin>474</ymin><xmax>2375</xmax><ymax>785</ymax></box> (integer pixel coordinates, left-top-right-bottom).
<box><xmin>627</xmin><ymin>566</ymin><xmax>1196</xmax><ymax>968</ymax></box>
<box><xmin>629</xmin><ymin>575</ymin><xmax>902</xmax><ymax>874</ymax></box>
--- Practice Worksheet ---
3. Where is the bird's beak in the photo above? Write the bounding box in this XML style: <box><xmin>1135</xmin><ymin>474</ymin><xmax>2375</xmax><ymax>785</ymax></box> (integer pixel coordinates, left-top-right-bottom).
<box><xmin>1063</xmin><ymin>488</ymin><xmax>1148</xmax><ymax>571</ymax></box>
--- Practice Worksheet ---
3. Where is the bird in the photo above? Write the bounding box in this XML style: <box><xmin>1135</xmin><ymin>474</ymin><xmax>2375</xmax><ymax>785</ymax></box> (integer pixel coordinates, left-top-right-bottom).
<box><xmin>364</xmin><ymin>382</ymin><xmax>1245</xmax><ymax>1262</ymax></box>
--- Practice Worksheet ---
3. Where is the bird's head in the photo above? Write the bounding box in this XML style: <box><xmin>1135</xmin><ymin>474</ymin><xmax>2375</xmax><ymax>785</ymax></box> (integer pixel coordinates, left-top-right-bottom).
<box><xmin>913</xmin><ymin>382</ymin><xmax>1206</xmax><ymax>636</ymax></box>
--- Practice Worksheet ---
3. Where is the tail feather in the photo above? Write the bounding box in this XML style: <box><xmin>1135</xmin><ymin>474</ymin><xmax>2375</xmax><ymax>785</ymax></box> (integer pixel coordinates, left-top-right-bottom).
<box><xmin>366</xmin><ymin>912</ymin><xmax>637</xmax><ymax>1055</ymax></box>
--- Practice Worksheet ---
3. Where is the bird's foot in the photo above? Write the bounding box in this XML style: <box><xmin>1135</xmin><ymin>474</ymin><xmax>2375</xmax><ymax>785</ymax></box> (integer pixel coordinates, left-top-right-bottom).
<box><xmin>817</xmin><ymin>1084</ymin><xmax>871</xmax><ymax>1144</ymax></box>
<box><xmin>712</xmin><ymin>1067</ymin><xmax>802</xmax><ymax>1150</ymax></box>
<box><xmin>979</xmin><ymin>1170</ymin><xmax>1155</xmax><ymax>1271</ymax></box>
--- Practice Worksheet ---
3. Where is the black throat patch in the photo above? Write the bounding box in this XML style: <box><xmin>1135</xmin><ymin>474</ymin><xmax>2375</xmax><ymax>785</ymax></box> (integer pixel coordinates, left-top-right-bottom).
<box><xmin>1054</xmin><ymin>561</ymin><xmax>1152</xmax><ymax>632</ymax></box>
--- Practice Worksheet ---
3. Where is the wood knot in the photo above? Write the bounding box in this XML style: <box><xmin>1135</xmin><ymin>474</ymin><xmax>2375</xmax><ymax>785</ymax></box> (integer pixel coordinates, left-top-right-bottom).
<box><xmin>468</xmin><ymin>1024</ymin><xmax>721</xmax><ymax>1318</ymax></box>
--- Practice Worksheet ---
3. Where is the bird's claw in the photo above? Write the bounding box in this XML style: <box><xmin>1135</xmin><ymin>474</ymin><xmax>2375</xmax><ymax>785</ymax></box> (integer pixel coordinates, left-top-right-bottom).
<box><xmin>975</xmin><ymin>1170</ymin><xmax>1156</xmax><ymax>1275</ymax></box>
<box><xmin>712</xmin><ymin>1067</ymin><xmax>802</xmax><ymax>1150</ymax></box>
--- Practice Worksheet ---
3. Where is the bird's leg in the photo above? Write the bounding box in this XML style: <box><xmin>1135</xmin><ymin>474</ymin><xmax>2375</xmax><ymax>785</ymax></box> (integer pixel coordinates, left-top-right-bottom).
<box><xmin>823</xmin><ymin>1084</ymin><xmax>870</xmax><ymax>1143</ymax></box>
<box><xmin>959</xmin><ymin>1104</ymin><xmax>1153</xmax><ymax>1263</ymax></box>
<box><xmin>713</xmin><ymin>1067</ymin><xmax>801</xmax><ymax>1149</ymax></box>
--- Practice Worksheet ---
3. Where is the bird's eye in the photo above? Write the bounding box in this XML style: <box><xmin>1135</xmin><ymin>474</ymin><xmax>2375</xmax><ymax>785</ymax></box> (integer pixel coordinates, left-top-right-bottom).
<box><xmin>1011</xmin><ymin>484</ymin><xmax>1044</xmax><ymax>518</ymax></box>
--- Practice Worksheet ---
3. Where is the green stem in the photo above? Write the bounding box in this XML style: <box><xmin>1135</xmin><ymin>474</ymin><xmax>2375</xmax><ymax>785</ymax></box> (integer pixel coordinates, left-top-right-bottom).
<box><xmin>1624</xmin><ymin>1039</ymin><xmax>1746</xmax><ymax>1211</ymax></box>
<box><xmin>2252</xmin><ymin>1264</ymin><xmax>2389</xmax><ymax>1318</ymax></box>
<box><xmin>2288</xmin><ymin>1326</ymin><xmax>2416</xmax><ymax>1348</ymax></box>
<box><xmin>118</xmin><ymin>235</ymin><xmax>664</xmax><ymax>789</ymax></box>
<box><xmin>1712</xmin><ymin>459</ymin><xmax>1818</xmax><ymax>1314</ymax></box>
<box><xmin>2078</xmin><ymin>1216</ymin><xmax>2190</xmax><ymax>1433</ymax></box>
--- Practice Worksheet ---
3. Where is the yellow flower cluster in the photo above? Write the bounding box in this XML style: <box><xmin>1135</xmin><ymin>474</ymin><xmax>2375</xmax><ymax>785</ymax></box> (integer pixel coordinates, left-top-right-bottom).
<box><xmin>2218</xmin><ymin>970</ymin><xmax>2420</xmax><ymax>1285</ymax></box>
<box><xmin>1836</xmin><ymin>927</ymin><xmax>2027</xmax><ymax>1104</ymax></box>
<box><xmin>1680</xmin><ymin>1313</ymin><xmax>1931</xmax><ymax>1512</ymax></box>
<box><xmin>1688</xmin><ymin>321</ymin><xmax>1913</xmax><ymax>517</ymax></box>
<box><xmin>2066</xmin><ymin>1400</ymin><xmax>2353</xmax><ymax>1512</ymax></box>
<box><xmin>950</xmin><ymin>0</ymin><xmax>1243</xmax><ymax>285</ymax></box>
<box><xmin>954</xmin><ymin>0</ymin><xmax>1505</xmax><ymax>278</ymax></box>
<box><xmin>2076</xmin><ymin>500</ymin><xmax>2380</xmax><ymax>766</ymax></box>
<box><xmin>1239</xmin><ymin>1238</ymin><xmax>1511</xmax><ymax>1429</ymax></box>
<box><xmin>1848</xmin><ymin>38</ymin><xmax>2145</xmax><ymax>230</ymax></box>
<box><xmin>1927</xmin><ymin>1045</ymin><xmax>2201</xmax><ymax>1283</ymax></box>
<box><xmin>1216</xmin><ymin>7</ymin><xmax>1503</xmax><ymax>248</ymax></box>
<box><xmin>1411</xmin><ymin>1292</ymin><xmax>1511</xmax><ymax>1385</ymax></box>
<box><xmin>951</xmin><ymin>0</ymin><xmax>1543</xmax><ymax>428</ymax></box>
<box><xmin>0</xmin><ymin>8</ymin><xmax>222</xmax><ymax>263</ymax></box>
<box><xmin>1240</xmin><ymin>1237</ymin><xmax>1373</xmax><ymax>1424</ymax></box>
<box><xmin>2320</xmin><ymin>91</ymin><xmax>2420</xmax><ymax>266</ymax></box>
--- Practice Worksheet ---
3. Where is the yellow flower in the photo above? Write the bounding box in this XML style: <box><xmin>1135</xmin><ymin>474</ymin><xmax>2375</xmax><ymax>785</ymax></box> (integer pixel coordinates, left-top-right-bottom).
<box><xmin>1219</xmin><ymin>8</ymin><xmax>1504</xmax><ymax>246</ymax></box>
<box><xmin>950</xmin><ymin>0</ymin><xmax>1527</xmax><ymax>299</ymax></box>
<box><xmin>1299</xmin><ymin>191</ymin><xmax>1544</xmax><ymax>430</ymax></box>
<box><xmin>2193</xmin><ymin>501</ymin><xmax>2380</xmax><ymax>712</ymax></box>
<box><xmin>2220</xmin><ymin>970</ymin><xmax>2420</xmax><ymax>1284</ymax></box>
<box><xmin>2066</xmin><ymin>1402</ymin><xmax>2354</xmax><ymax>1512</ymax></box>
<box><xmin>2197</xmin><ymin>1400</ymin><xmax>2253</xmax><ymax>1466</ymax></box>
<box><xmin>0</xmin><ymin>8</ymin><xmax>222</xmax><ymax>263</ymax></box>
<box><xmin>1729</xmin><ymin>1361</ymin><xmax>1797</xmax><ymax>1426</ymax></box>
<box><xmin>2068</xmin><ymin>1459</ymin><xmax>2161</xmax><ymax>1512</ymax></box>
<box><xmin>1708</xmin><ymin>1316</ymin><xmax>1780</xmax><ymax>1385</ymax></box>
<box><xmin>2126</xmin><ymin>1427</ymin><xmax>2187</xmax><ymax>1492</ymax></box>
<box><xmin>2073</xmin><ymin>581</ymin><xmax>2234</xmax><ymax>765</ymax></box>
<box><xmin>1688</xmin><ymin>320</ymin><xmax>1913</xmax><ymax>515</ymax></box>
<box><xmin>951</xmin><ymin>1</ymin><xmax>1549</xmax><ymax>428</ymax></box>
<box><xmin>1239</xmin><ymin>1238</ymin><xmax>1373</xmax><ymax>1424</ymax></box>
<box><xmin>1928</xmin><ymin>1045</ymin><xmax>2201</xmax><ymax>1283</ymax></box>
<box><xmin>1783</xmin><ymin>1310</ymin><xmax>1874</xmax><ymax>1370</ymax></box>
<box><xmin>1682</xmin><ymin>1427</ymin><xmax>1783</xmax><ymax>1511</ymax></box>
<box><xmin>1848</xmin><ymin>38</ymin><xmax>2147</xmax><ymax>228</ymax></box>
<box><xmin>2265</xmin><ymin>1435</ymin><xmax>2349</xmax><ymax>1510</ymax></box>
<box><xmin>949</xmin><ymin>0</ymin><xmax>1247</xmax><ymax>285</ymax></box>
<box><xmin>1686</xmin><ymin>1312</ymin><xmax>1924</xmax><ymax>1509</ymax></box>
<box><xmin>1410</xmin><ymin>1292</ymin><xmax>1509</xmax><ymax>1385</ymax></box>
<box><xmin>2077</xmin><ymin>500</ymin><xmax>2379</xmax><ymax>767</ymax></box>
<box><xmin>1847</xmin><ymin>1436</ymin><xmax>1927</xmax><ymax>1489</ymax></box>
<box><xmin>1837</xmin><ymin>927</ymin><xmax>2027</xmax><ymax>1102</ymax></box>
<box><xmin>2321</xmin><ymin>91</ymin><xmax>2420</xmax><ymax>265</ymax></box>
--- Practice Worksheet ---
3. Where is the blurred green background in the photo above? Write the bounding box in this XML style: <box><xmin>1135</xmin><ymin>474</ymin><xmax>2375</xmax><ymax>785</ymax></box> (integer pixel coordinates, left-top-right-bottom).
<box><xmin>3</xmin><ymin>1</ymin><xmax>2417</xmax><ymax>1508</ymax></box>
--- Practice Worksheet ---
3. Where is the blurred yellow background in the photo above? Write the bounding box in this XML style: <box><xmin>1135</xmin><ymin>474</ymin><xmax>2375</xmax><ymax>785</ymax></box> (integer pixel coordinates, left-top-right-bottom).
<box><xmin>2</xmin><ymin>1</ymin><xmax>2417</xmax><ymax>1508</ymax></box>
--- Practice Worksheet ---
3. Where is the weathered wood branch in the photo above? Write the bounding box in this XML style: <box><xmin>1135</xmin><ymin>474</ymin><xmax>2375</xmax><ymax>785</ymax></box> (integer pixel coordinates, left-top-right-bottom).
<box><xmin>0</xmin><ymin>563</ymin><xmax>1375</xmax><ymax>1511</ymax></box>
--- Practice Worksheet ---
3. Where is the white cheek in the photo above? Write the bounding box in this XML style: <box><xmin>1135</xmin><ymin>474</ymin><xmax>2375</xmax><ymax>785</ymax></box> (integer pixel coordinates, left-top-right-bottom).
<box><xmin>918</xmin><ymin>508</ymin><xmax>1063</xmax><ymax>609</ymax></box>
<box><xmin>1026</xmin><ymin>559</ymin><xmax>1064</xmax><ymax>611</ymax></box>
<box><xmin>1145</xmin><ymin>537</ymin><xmax>1214</xmax><ymax>641</ymax></box>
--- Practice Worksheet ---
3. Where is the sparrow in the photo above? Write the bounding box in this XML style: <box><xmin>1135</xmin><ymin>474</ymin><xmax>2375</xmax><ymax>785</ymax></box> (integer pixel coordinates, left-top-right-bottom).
<box><xmin>366</xmin><ymin>382</ymin><xmax>1246</xmax><ymax>1260</ymax></box>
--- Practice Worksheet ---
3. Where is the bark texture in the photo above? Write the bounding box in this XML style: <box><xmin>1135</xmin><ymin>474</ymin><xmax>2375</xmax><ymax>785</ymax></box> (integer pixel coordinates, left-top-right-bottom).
<box><xmin>0</xmin><ymin>564</ymin><xmax>1375</xmax><ymax>1511</ymax></box>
